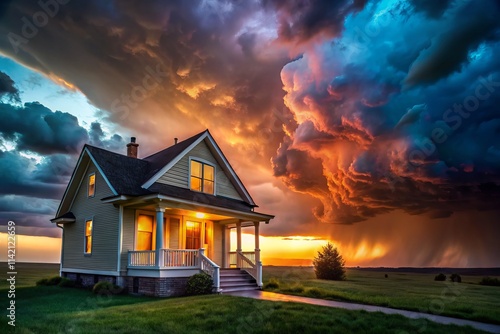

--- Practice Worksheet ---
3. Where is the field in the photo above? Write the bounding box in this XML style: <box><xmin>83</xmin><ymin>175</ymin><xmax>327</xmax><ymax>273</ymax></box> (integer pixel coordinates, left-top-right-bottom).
<box><xmin>0</xmin><ymin>263</ymin><xmax>497</xmax><ymax>333</ymax></box>
<box><xmin>263</xmin><ymin>266</ymin><xmax>500</xmax><ymax>324</ymax></box>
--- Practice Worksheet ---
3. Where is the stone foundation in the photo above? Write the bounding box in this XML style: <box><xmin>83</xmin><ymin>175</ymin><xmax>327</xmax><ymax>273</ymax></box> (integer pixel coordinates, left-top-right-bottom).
<box><xmin>61</xmin><ymin>272</ymin><xmax>189</xmax><ymax>297</ymax></box>
<box><xmin>62</xmin><ymin>272</ymin><xmax>117</xmax><ymax>288</ymax></box>
<box><xmin>127</xmin><ymin>277</ymin><xmax>189</xmax><ymax>297</ymax></box>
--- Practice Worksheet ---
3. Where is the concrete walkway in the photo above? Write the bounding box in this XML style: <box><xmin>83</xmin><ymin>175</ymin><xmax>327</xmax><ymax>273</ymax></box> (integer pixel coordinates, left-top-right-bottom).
<box><xmin>226</xmin><ymin>290</ymin><xmax>500</xmax><ymax>334</ymax></box>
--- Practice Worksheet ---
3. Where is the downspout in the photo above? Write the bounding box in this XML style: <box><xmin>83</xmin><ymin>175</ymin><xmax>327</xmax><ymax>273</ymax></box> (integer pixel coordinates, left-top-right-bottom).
<box><xmin>56</xmin><ymin>223</ymin><xmax>64</xmax><ymax>277</ymax></box>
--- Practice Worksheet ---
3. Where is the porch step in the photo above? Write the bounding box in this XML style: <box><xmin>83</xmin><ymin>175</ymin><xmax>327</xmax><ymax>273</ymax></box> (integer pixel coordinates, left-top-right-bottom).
<box><xmin>219</xmin><ymin>269</ymin><xmax>259</xmax><ymax>293</ymax></box>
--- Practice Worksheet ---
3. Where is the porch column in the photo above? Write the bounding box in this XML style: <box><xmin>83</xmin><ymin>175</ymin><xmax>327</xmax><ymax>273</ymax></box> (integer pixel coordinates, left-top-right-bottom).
<box><xmin>155</xmin><ymin>207</ymin><xmax>165</xmax><ymax>268</ymax></box>
<box><xmin>236</xmin><ymin>220</ymin><xmax>242</xmax><ymax>268</ymax></box>
<box><xmin>254</xmin><ymin>221</ymin><xmax>260</xmax><ymax>263</ymax></box>
<box><xmin>236</xmin><ymin>220</ymin><xmax>242</xmax><ymax>252</ymax></box>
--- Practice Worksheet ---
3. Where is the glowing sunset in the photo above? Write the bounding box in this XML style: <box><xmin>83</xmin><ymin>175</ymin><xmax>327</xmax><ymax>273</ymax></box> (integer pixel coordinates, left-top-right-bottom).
<box><xmin>1</xmin><ymin>0</ymin><xmax>500</xmax><ymax>270</ymax></box>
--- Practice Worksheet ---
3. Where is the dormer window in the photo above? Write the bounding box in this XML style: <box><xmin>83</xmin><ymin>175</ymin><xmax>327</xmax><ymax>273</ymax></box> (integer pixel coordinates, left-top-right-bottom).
<box><xmin>88</xmin><ymin>174</ymin><xmax>95</xmax><ymax>197</ymax></box>
<box><xmin>190</xmin><ymin>160</ymin><xmax>214</xmax><ymax>194</ymax></box>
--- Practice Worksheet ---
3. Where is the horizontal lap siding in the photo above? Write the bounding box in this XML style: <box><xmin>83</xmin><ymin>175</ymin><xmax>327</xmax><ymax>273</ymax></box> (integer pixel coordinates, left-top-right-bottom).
<box><xmin>62</xmin><ymin>161</ymin><xmax>118</xmax><ymax>272</ymax></box>
<box><xmin>156</xmin><ymin>140</ymin><xmax>243</xmax><ymax>200</ymax></box>
<box><xmin>212</xmin><ymin>223</ymin><xmax>223</xmax><ymax>266</ymax></box>
<box><xmin>121</xmin><ymin>208</ymin><xmax>135</xmax><ymax>272</ymax></box>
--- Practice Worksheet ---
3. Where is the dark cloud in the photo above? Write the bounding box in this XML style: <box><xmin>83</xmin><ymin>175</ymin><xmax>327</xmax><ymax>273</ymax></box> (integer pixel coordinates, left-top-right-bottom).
<box><xmin>0</xmin><ymin>150</ymin><xmax>68</xmax><ymax>199</ymax></box>
<box><xmin>265</xmin><ymin>0</ymin><xmax>368</xmax><ymax>44</ymax></box>
<box><xmin>405</xmin><ymin>0</ymin><xmax>500</xmax><ymax>86</ymax></box>
<box><xmin>0</xmin><ymin>101</ymin><xmax>88</xmax><ymax>154</ymax></box>
<box><xmin>0</xmin><ymin>70</ymin><xmax>20</xmax><ymax>102</ymax></box>
<box><xmin>408</xmin><ymin>0</ymin><xmax>453</xmax><ymax>18</ymax></box>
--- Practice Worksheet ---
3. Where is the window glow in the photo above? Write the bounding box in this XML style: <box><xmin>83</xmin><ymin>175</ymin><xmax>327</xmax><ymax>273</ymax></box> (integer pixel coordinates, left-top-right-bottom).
<box><xmin>137</xmin><ymin>214</ymin><xmax>154</xmax><ymax>251</ymax></box>
<box><xmin>84</xmin><ymin>220</ymin><xmax>92</xmax><ymax>254</ymax></box>
<box><xmin>190</xmin><ymin>160</ymin><xmax>215</xmax><ymax>194</ymax></box>
<box><xmin>88</xmin><ymin>174</ymin><xmax>95</xmax><ymax>197</ymax></box>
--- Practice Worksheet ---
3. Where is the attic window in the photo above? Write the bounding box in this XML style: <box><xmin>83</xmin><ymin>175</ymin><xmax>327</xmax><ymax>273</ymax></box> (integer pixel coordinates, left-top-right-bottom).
<box><xmin>88</xmin><ymin>174</ymin><xmax>95</xmax><ymax>197</ymax></box>
<box><xmin>190</xmin><ymin>160</ymin><xmax>214</xmax><ymax>195</ymax></box>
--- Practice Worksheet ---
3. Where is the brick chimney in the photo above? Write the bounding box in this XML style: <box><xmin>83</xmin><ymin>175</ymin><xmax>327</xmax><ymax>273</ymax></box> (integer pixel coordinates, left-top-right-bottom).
<box><xmin>126</xmin><ymin>137</ymin><xmax>139</xmax><ymax>158</ymax></box>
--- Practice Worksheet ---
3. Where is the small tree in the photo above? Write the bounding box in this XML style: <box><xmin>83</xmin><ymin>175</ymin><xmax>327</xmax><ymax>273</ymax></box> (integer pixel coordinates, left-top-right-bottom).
<box><xmin>313</xmin><ymin>242</ymin><xmax>346</xmax><ymax>280</ymax></box>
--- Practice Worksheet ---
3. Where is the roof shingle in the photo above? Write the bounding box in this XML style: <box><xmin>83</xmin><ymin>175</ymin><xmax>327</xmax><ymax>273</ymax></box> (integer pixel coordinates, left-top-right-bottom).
<box><xmin>85</xmin><ymin>130</ymin><xmax>254</xmax><ymax>212</ymax></box>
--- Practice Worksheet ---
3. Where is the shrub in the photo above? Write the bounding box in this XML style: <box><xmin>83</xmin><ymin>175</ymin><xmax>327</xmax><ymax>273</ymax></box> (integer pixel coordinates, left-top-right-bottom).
<box><xmin>93</xmin><ymin>281</ymin><xmax>121</xmax><ymax>295</ymax></box>
<box><xmin>58</xmin><ymin>277</ymin><xmax>76</xmax><ymax>288</ymax></box>
<box><xmin>186</xmin><ymin>273</ymin><xmax>213</xmax><ymax>295</ymax></box>
<box><xmin>479</xmin><ymin>277</ymin><xmax>500</xmax><ymax>286</ymax></box>
<box><xmin>450</xmin><ymin>273</ymin><xmax>462</xmax><ymax>283</ymax></box>
<box><xmin>36</xmin><ymin>278</ymin><xmax>49</xmax><ymax>286</ymax></box>
<box><xmin>264</xmin><ymin>278</ymin><xmax>280</xmax><ymax>290</ymax></box>
<box><xmin>306</xmin><ymin>288</ymin><xmax>323</xmax><ymax>298</ymax></box>
<box><xmin>434</xmin><ymin>273</ymin><xmax>446</xmax><ymax>281</ymax></box>
<box><xmin>47</xmin><ymin>276</ymin><xmax>62</xmax><ymax>285</ymax></box>
<box><xmin>313</xmin><ymin>242</ymin><xmax>346</xmax><ymax>281</ymax></box>
<box><xmin>36</xmin><ymin>276</ymin><xmax>62</xmax><ymax>286</ymax></box>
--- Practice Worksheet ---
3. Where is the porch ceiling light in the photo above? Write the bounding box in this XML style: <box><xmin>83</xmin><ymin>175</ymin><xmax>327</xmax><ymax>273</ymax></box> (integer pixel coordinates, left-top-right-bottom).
<box><xmin>195</xmin><ymin>212</ymin><xmax>205</xmax><ymax>219</ymax></box>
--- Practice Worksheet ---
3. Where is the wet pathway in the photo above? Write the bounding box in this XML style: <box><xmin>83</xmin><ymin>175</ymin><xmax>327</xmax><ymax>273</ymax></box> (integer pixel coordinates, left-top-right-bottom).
<box><xmin>226</xmin><ymin>290</ymin><xmax>500</xmax><ymax>333</ymax></box>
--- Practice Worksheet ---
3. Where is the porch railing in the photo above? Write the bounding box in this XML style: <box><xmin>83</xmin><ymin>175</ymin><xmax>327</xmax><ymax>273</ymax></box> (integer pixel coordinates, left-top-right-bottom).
<box><xmin>236</xmin><ymin>251</ymin><xmax>263</xmax><ymax>287</ymax></box>
<box><xmin>127</xmin><ymin>249</ymin><xmax>223</xmax><ymax>291</ymax></box>
<box><xmin>199</xmin><ymin>249</ymin><xmax>220</xmax><ymax>292</ymax></box>
<box><xmin>229</xmin><ymin>251</ymin><xmax>255</xmax><ymax>268</ymax></box>
<box><xmin>161</xmin><ymin>249</ymin><xmax>198</xmax><ymax>268</ymax></box>
<box><xmin>128</xmin><ymin>249</ymin><xmax>198</xmax><ymax>268</ymax></box>
<box><xmin>128</xmin><ymin>250</ymin><xmax>156</xmax><ymax>267</ymax></box>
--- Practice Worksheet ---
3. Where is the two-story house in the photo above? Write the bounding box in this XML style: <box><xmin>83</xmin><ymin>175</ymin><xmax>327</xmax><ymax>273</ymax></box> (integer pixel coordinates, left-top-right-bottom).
<box><xmin>51</xmin><ymin>130</ymin><xmax>274</xmax><ymax>296</ymax></box>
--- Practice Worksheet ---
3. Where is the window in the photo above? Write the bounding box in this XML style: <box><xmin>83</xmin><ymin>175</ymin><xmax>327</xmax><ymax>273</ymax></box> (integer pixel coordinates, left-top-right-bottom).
<box><xmin>137</xmin><ymin>214</ymin><xmax>154</xmax><ymax>251</ymax></box>
<box><xmin>185</xmin><ymin>221</ymin><xmax>201</xmax><ymax>249</ymax></box>
<box><xmin>88</xmin><ymin>174</ymin><xmax>95</xmax><ymax>197</ymax></box>
<box><xmin>190</xmin><ymin>160</ymin><xmax>214</xmax><ymax>194</ymax></box>
<box><xmin>84</xmin><ymin>220</ymin><xmax>93</xmax><ymax>254</ymax></box>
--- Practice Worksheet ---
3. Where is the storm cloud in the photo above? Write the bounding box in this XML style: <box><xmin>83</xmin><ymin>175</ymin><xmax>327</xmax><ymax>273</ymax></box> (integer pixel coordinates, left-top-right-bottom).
<box><xmin>274</xmin><ymin>0</ymin><xmax>500</xmax><ymax>225</ymax></box>
<box><xmin>0</xmin><ymin>0</ymin><xmax>499</xmax><ymax>265</ymax></box>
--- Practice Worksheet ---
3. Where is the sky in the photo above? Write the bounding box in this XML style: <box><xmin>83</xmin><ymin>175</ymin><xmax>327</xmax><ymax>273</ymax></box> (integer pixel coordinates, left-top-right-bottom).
<box><xmin>0</xmin><ymin>0</ymin><xmax>499</xmax><ymax>267</ymax></box>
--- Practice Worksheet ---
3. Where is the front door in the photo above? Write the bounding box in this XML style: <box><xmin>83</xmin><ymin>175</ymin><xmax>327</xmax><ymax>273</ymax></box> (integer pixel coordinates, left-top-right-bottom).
<box><xmin>185</xmin><ymin>221</ymin><xmax>201</xmax><ymax>249</ymax></box>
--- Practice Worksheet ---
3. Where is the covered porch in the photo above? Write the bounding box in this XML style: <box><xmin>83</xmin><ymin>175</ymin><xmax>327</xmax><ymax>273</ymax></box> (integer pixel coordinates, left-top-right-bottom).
<box><xmin>109</xmin><ymin>194</ymin><xmax>271</xmax><ymax>292</ymax></box>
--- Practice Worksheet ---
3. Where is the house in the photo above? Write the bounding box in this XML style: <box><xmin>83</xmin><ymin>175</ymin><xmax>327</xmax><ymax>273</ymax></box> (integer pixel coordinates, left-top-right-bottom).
<box><xmin>51</xmin><ymin>130</ymin><xmax>274</xmax><ymax>296</ymax></box>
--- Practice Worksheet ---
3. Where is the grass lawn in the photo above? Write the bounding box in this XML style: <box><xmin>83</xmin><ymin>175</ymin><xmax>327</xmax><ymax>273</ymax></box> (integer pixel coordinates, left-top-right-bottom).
<box><xmin>263</xmin><ymin>266</ymin><xmax>500</xmax><ymax>324</ymax></box>
<box><xmin>0</xmin><ymin>263</ymin><xmax>492</xmax><ymax>333</ymax></box>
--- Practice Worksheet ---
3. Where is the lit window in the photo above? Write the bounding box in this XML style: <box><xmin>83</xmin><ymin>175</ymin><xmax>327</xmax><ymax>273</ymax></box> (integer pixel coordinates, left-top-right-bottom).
<box><xmin>190</xmin><ymin>160</ymin><xmax>214</xmax><ymax>194</ymax></box>
<box><xmin>185</xmin><ymin>221</ymin><xmax>201</xmax><ymax>249</ymax></box>
<box><xmin>84</xmin><ymin>220</ymin><xmax>93</xmax><ymax>254</ymax></box>
<box><xmin>88</xmin><ymin>174</ymin><xmax>95</xmax><ymax>197</ymax></box>
<box><xmin>137</xmin><ymin>215</ymin><xmax>154</xmax><ymax>251</ymax></box>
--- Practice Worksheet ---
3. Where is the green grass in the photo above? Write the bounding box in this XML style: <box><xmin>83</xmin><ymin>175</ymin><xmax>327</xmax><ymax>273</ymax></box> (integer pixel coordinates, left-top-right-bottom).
<box><xmin>0</xmin><ymin>263</ymin><xmax>495</xmax><ymax>333</ymax></box>
<box><xmin>263</xmin><ymin>266</ymin><xmax>500</xmax><ymax>324</ymax></box>
<box><xmin>0</xmin><ymin>285</ymin><xmax>490</xmax><ymax>334</ymax></box>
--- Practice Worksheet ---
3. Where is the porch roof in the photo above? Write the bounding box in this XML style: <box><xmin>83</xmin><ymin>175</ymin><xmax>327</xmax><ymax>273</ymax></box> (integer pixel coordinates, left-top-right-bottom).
<box><xmin>102</xmin><ymin>193</ymin><xmax>274</xmax><ymax>223</ymax></box>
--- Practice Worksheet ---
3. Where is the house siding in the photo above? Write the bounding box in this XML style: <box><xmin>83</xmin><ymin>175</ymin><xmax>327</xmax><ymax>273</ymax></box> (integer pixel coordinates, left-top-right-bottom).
<box><xmin>156</xmin><ymin>140</ymin><xmax>243</xmax><ymax>200</ymax></box>
<box><xmin>168</xmin><ymin>217</ymin><xmax>180</xmax><ymax>249</ymax></box>
<box><xmin>121</xmin><ymin>208</ymin><xmax>135</xmax><ymax>273</ymax></box>
<box><xmin>212</xmin><ymin>223</ymin><xmax>224</xmax><ymax>266</ymax></box>
<box><xmin>62</xmin><ymin>160</ymin><xmax>119</xmax><ymax>272</ymax></box>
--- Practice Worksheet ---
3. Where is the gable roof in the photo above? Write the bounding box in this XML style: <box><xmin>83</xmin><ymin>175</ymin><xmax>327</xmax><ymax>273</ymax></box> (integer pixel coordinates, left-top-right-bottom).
<box><xmin>54</xmin><ymin>130</ymin><xmax>258</xmax><ymax>218</ymax></box>
<box><xmin>141</xmin><ymin>130</ymin><xmax>256</xmax><ymax>205</ymax></box>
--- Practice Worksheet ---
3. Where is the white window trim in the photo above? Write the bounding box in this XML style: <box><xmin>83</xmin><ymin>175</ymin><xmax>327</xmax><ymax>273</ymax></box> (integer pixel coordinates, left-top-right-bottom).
<box><xmin>188</xmin><ymin>157</ymin><xmax>216</xmax><ymax>195</ymax></box>
<box><xmin>84</xmin><ymin>217</ymin><xmax>94</xmax><ymax>255</ymax></box>
<box><xmin>87</xmin><ymin>172</ymin><xmax>96</xmax><ymax>198</ymax></box>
